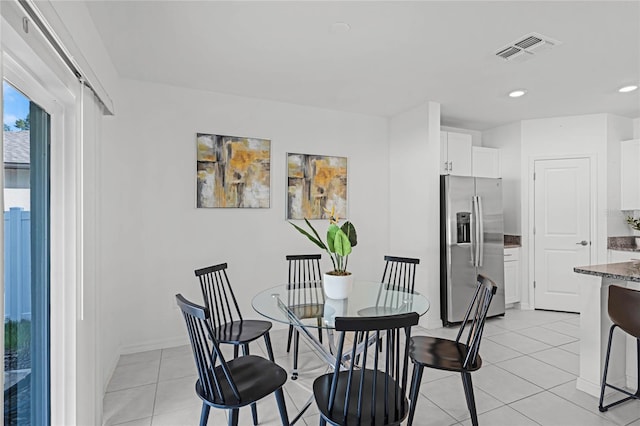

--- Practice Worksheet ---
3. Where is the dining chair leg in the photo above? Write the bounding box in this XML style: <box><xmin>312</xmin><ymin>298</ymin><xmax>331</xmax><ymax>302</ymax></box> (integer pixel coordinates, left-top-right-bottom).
<box><xmin>461</xmin><ymin>372</ymin><xmax>478</xmax><ymax>426</ymax></box>
<box><xmin>319</xmin><ymin>417</ymin><xmax>327</xmax><ymax>426</ymax></box>
<box><xmin>599</xmin><ymin>324</ymin><xmax>617</xmax><ymax>412</ymax></box>
<box><xmin>228</xmin><ymin>408</ymin><xmax>239</xmax><ymax>426</ymax></box>
<box><xmin>316</xmin><ymin>318</ymin><xmax>323</xmax><ymax>343</ymax></box>
<box><xmin>292</xmin><ymin>330</ymin><xmax>300</xmax><ymax>380</ymax></box>
<box><xmin>636</xmin><ymin>338</ymin><xmax>640</xmax><ymax>397</ymax></box>
<box><xmin>199</xmin><ymin>403</ymin><xmax>210</xmax><ymax>426</ymax></box>
<box><xmin>287</xmin><ymin>325</ymin><xmax>294</xmax><ymax>353</ymax></box>
<box><xmin>263</xmin><ymin>332</ymin><xmax>276</xmax><ymax>361</ymax></box>
<box><xmin>233</xmin><ymin>345</ymin><xmax>239</xmax><ymax>359</ymax></box>
<box><xmin>274</xmin><ymin>387</ymin><xmax>290</xmax><ymax>426</ymax></box>
<box><xmin>242</xmin><ymin>344</ymin><xmax>259</xmax><ymax>425</ymax></box>
<box><xmin>407</xmin><ymin>364</ymin><xmax>424</xmax><ymax>426</ymax></box>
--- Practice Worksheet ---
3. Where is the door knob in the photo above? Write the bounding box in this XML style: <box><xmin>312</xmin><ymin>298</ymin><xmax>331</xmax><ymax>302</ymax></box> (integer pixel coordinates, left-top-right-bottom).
<box><xmin>576</xmin><ymin>240</ymin><xmax>589</xmax><ymax>246</ymax></box>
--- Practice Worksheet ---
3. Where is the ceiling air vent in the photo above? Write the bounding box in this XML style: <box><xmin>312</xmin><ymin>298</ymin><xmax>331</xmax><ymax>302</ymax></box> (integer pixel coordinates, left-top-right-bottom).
<box><xmin>514</xmin><ymin>35</ymin><xmax>543</xmax><ymax>50</ymax></box>
<box><xmin>495</xmin><ymin>32</ymin><xmax>561</xmax><ymax>62</ymax></box>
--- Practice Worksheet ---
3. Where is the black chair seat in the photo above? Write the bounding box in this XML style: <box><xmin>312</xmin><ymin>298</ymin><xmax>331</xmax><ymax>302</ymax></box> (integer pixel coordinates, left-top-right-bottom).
<box><xmin>314</xmin><ymin>369</ymin><xmax>409</xmax><ymax>426</ymax></box>
<box><xmin>212</xmin><ymin>320</ymin><xmax>273</xmax><ymax>345</ymax></box>
<box><xmin>409</xmin><ymin>336</ymin><xmax>482</xmax><ymax>372</ymax></box>
<box><xmin>196</xmin><ymin>355</ymin><xmax>288</xmax><ymax>409</ymax></box>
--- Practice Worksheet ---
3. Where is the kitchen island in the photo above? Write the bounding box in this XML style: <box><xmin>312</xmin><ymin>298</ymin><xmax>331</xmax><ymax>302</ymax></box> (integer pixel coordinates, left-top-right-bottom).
<box><xmin>573</xmin><ymin>261</ymin><xmax>640</xmax><ymax>397</ymax></box>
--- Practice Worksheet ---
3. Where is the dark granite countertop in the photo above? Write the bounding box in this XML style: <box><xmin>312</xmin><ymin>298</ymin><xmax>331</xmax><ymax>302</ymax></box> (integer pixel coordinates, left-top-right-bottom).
<box><xmin>504</xmin><ymin>235</ymin><xmax>521</xmax><ymax>248</ymax></box>
<box><xmin>608</xmin><ymin>236</ymin><xmax>640</xmax><ymax>252</ymax></box>
<box><xmin>574</xmin><ymin>261</ymin><xmax>640</xmax><ymax>283</ymax></box>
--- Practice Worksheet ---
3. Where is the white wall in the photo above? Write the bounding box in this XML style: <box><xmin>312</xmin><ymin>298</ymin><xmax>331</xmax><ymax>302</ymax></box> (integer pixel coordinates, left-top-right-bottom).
<box><xmin>606</xmin><ymin>114</ymin><xmax>635</xmax><ymax>236</ymax></box>
<box><xmin>482</xmin><ymin>122</ymin><xmax>522</xmax><ymax>235</ymax></box>
<box><xmin>100</xmin><ymin>78</ymin><xmax>390</xmax><ymax>354</ymax></box>
<box><xmin>634</xmin><ymin>118</ymin><xmax>640</xmax><ymax>138</ymax></box>
<box><xmin>389</xmin><ymin>102</ymin><xmax>441</xmax><ymax>328</ymax></box>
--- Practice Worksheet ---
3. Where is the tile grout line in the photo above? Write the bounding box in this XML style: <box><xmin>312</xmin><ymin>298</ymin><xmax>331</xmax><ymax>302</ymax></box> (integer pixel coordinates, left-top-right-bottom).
<box><xmin>149</xmin><ymin>348</ymin><xmax>164</xmax><ymax>425</ymax></box>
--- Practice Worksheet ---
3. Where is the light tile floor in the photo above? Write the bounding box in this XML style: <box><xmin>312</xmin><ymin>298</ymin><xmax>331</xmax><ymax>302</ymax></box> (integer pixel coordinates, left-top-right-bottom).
<box><xmin>103</xmin><ymin>309</ymin><xmax>640</xmax><ymax>426</ymax></box>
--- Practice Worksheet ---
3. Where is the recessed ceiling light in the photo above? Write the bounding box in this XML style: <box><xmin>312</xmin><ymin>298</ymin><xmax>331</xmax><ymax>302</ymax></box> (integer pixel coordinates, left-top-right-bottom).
<box><xmin>330</xmin><ymin>22</ymin><xmax>351</xmax><ymax>33</ymax></box>
<box><xmin>618</xmin><ymin>85</ymin><xmax>638</xmax><ymax>93</ymax></box>
<box><xmin>508</xmin><ymin>89</ymin><xmax>527</xmax><ymax>98</ymax></box>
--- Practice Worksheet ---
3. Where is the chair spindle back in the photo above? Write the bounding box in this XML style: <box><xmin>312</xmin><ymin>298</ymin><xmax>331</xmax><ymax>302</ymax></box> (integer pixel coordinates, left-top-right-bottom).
<box><xmin>454</xmin><ymin>274</ymin><xmax>497</xmax><ymax>369</ymax></box>
<box><xmin>381</xmin><ymin>256</ymin><xmax>420</xmax><ymax>293</ymax></box>
<box><xmin>194</xmin><ymin>263</ymin><xmax>243</xmax><ymax>330</ymax></box>
<box><xmin>328</xmin><ymin>313</ymin><xmax>419</xmax><ymax>424</ymax></box>
<box><xmin>176</xmin><ymin>294</ymin><xmax>240</xmax><ymax>405</ymax></box>
<box><xmin>286</xmin><ymin>254</ymin><xmax>324</xmax><ymax>308</ymax></box>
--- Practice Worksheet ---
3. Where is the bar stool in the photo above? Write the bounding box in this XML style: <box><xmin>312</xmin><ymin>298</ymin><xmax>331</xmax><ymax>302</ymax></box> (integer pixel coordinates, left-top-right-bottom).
<box><xmin>599</xmin><ymin>284</ymin><xmax>640</xmax><ymax>412</ymax></box>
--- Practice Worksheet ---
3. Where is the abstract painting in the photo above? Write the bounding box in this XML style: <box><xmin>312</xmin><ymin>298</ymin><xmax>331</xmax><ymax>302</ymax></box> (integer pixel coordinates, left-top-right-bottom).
<box><xmin>196</xmin><ymin>133</ymin><xmax>270</xmax><ymax>208</ymax></box>
<box><xmin>287</xmin><ymin>153</ymin><xmax>347</xmax><ymax>220</ymax></box>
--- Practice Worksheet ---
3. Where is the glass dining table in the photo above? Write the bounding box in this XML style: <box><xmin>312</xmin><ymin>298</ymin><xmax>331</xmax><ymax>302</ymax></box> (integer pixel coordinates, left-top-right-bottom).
<box><xmin>252</xmin><ymin>280</ymin><xmax>430</xmax><ymax>423</ymax></box>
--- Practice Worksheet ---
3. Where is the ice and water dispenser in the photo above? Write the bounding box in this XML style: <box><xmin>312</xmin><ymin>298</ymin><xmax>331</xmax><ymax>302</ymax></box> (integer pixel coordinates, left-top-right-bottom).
<box><xmin>456</xmin><ymin>212</ymin><xmax>471</xmax><ymax>243</ymax></box>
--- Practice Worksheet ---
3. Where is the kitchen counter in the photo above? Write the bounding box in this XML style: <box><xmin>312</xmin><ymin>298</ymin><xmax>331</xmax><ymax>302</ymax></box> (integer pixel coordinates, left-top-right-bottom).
<box><xmin>608</xmin><ymin>236</ymin><xmax>640</xmax><ymax>252</ymax></box>
<box><xmin>573</xmin><ymin>261</ymin><xmax>640</xmax><ymax>397</ymax></box>
<box><xmin>574</xmin><ymin>261</ymin><xmax>640</xmax><ymax>282</ymax></box>
<box><xmin>504</xmin><ymin>234</ymin><xmax>521</xmax><ymax>248</ymax></box>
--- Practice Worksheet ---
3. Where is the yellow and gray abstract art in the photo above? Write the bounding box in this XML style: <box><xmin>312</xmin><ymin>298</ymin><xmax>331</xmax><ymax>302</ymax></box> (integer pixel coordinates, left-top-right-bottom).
<box><xmin>287</xmin><ymin>153</ymin><xmax>347</xmax><ymax>220</ymax></box>
<box><xmin>197</xmin><ymin>133</ymin><xmax>270</xmax><ymax>208</ymax></box>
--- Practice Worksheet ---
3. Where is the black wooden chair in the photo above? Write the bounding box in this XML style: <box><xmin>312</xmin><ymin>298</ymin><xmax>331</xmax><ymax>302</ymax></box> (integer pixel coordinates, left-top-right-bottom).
<box><xmin>365</xmin><ymin>256</ymin><xmax>420</xmax><ymax>349</ymax></box>
<box><xmin>194</xmin><ymin>263</ymin><xmax>275</xmax><ymax>424</ymax></box>
<box><xmin>381</xmin><ymin>255</ymin><xmax>420</xmax><ymax>293</ymax></box>
<box><xmin>176</xmin><ymin>294</ymin><xmax>289</xmax><ymax>426</ymax></box>
<box><xmin>599</xmin><ymin>285</ymin><xmax>640</xmax><ymax>412</ymax></box>
<box><xmin>285</xmin><ymin>254</ymin><xmax>324</xmax><ymax>380</ymax></box>
<box><xmin>407</xmin><ymin>274</ymin><xmax>497</xmax><ymax>426</ymax></box>
<box><xmin>313</xmin><ymin>312</ymin><xmax>419</xmax><ymax>426</ymax></box>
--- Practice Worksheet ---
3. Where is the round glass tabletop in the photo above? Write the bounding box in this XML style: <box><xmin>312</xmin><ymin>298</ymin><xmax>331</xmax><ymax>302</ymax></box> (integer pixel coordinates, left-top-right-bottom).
<box><xmin>252</xmin><ymin>280</ymin><xmax>430</xmax><ymax>329</ymax></box>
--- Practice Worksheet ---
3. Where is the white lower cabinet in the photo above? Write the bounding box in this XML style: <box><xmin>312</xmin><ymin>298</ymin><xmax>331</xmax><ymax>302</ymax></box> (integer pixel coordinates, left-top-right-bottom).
<box><xmin>608</xmin><ymin>249</ymin><xmax>640</xmax><ymax>263</ymax></box>
<box><xmin>504</xmin><ymin>247</ymin><xmax>521</xmax><ymax>305</ymax></box>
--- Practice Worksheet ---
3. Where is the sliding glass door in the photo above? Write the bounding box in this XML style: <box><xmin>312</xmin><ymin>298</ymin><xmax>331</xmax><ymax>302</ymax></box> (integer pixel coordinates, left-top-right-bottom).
<box><xmin>3</xmin><ymin>81</ymin><xmax>50</xmax><ymax>425</ymax></box>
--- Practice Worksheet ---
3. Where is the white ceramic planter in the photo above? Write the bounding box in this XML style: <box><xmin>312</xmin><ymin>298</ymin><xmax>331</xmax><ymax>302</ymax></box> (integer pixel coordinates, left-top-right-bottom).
<box><xmin>323</xmin><ymin>272</ymin><xmax>354</xmax><ymax>300</ymax></box>
<box><xmin>323</xmin><ymin>298</ymin><xmax>348</xmax><ymax>326</ymax></box>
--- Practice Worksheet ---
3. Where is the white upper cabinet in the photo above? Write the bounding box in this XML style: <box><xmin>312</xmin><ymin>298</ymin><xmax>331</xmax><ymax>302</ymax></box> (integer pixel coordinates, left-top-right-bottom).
<box><xmin>440</xmin><ymin>131</ymin><xmax>472</xmax><ymax>176</ymax></box>
<box><xmin>472</xmin><ymin>146</ymin><xmax>501</xmax><ymax>178</ymax></box>
<box><xmin>621</xmin><ymin>139</ymin><xmax>640</xmax><ymax>210</ymax></box>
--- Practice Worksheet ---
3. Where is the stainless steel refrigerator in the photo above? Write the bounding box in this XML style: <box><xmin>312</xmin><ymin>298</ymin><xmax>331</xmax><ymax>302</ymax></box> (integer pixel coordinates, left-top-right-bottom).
<box><xmin>440</xmin><ymin>175</ymin><xmax>505</xmax><ymax>326</ymax></box>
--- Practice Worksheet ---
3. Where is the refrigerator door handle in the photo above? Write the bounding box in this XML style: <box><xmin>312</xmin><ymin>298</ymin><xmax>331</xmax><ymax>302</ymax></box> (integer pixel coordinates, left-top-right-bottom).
<box><xmin>477</xmin><ymin>195</ymin><xmax>484</xmax><ymax>267</ymax></box>
<box><xmin>471</xmin><ymin>196</ymin><xmax>480</xmax><ymax>267</ymax></box>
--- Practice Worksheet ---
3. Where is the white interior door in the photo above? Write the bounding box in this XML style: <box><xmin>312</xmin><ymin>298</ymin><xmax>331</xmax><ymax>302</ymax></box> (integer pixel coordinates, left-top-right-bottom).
<box><xmin>534</xmin><ymin>158</ymin><xmax>591</xmax><ymax>312</ymax></box>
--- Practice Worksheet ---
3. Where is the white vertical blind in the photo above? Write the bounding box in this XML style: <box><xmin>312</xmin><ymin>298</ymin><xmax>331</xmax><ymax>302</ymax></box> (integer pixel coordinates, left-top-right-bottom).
<box><xmin>1</xmin><ymin>0</ymin><xmax>109</xmax><ymax>423</ymax></box>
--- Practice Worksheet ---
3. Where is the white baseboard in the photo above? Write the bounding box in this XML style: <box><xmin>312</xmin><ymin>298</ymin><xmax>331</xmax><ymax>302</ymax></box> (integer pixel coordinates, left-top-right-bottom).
<box><xmin>577</xmin><ymin>377</ymin><xmax>601</xmax><ymax>397</ymax></box>
<box><xmin>102</xmin><ymin>350</ymin><xmax>121</xmax><ymax>393</ymax></box>
<box><xmin>120</xmin><ymin>335</ymin><xmax>190</xmax><ymax>355</ymax></box>
<box><xmin>577</xmin><ymin>375</ymin><xmax>627</xmax><ymax>398</ymax></box>
<box><xmin>627</xmin><ymin>374</ymin><xmax>638</xmax><ymax>391</ymax></box>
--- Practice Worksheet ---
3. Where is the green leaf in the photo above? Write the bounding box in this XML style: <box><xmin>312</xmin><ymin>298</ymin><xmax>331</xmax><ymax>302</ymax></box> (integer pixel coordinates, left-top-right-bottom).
<box><xmin>326</xmin><ymin>224</ymin><xmax>339</xmax><ymax>253</ymax></box>
<box><xmin>341</xmin><ymin>221</ymin><xmax>357</xmax><ymax>247</ymax></box>
<box><xmin>289</xmin><ymin>221</ymin><xmax>327</xmax><ymax>250</ymax></box>
<box><xmin>303</xmin><ymin>218</ymin><xmax>326</xmax><ymax>248</ymax></box>
<box><xmin>333</xmin><ymin>229</ymin><xmax>352</xmax><ymax>257</ymax></box>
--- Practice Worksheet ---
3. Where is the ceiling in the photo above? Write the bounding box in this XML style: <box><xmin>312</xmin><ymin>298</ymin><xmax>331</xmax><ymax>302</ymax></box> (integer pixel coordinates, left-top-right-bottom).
<box><xmin>85</xmin><ymin>1</ymin><xmax>640</xmax><ymax>130</ymax></box>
